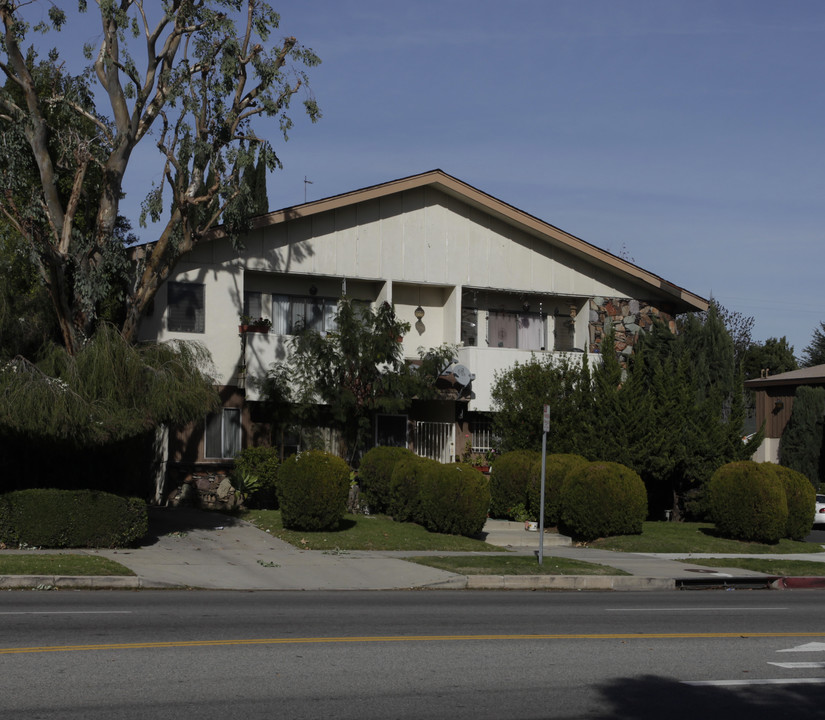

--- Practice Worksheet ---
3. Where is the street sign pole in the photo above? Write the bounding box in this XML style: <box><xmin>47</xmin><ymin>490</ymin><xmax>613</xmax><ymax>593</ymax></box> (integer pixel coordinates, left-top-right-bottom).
<box><xmin>539</xmin><ymin>404</ymin><xmax>549</xmax><ymax>565</ymax></box>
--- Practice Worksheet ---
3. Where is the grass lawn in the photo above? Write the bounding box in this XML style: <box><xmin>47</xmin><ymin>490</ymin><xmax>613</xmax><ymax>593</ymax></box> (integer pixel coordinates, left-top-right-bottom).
<box><xmin>588</xmin><ymin>522</ymin><xmax>825</xmax><ymax>555</ymax></box>
<box><xmin>243</xmin><ymin>510</ymin><xmax>503</xmax><ymax>552</ymax></box>
<box><xmin>681</xmin><ymin>558</ymin><xmax>825</xmax><ymax>576</ymax></box>
<box><xmin>0</xmin><ymin>554</ymin><xmax>135</xmax><ymax>576</ymax></box>
<box><xmin>406</xmin><ymin>555</ymin><xmax>628</xmax><ymax>576</ymax></box>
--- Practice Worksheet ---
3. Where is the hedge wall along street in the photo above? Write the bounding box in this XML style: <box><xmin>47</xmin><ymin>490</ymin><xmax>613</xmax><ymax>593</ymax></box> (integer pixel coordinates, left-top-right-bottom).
<box><xmin>0</xmin><ymin>489</ymin><xmax>147</xmax><ymax>548</ymax></box>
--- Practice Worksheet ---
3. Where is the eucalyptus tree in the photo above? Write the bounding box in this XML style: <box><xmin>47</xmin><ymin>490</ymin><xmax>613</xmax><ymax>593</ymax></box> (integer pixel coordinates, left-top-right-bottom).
<box><xmin>0</xmin><ymin>0</ymin><xmax>320</xmax><ymax>355</ymax></box>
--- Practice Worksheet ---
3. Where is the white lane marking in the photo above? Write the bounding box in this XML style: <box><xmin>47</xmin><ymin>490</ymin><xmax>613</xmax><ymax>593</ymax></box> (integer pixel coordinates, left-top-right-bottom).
<box><xmin>0</xmin><ymin>611</ymin><xmax>133</xmax><ymax>615</ymax></box>
<box><xmin>606</xmin><ymin>608</ymin><xmax>787</xmax><ymax>612</ymax></box>
<box><xmin>769</xmin><ymin>662</ymin><xmax>825</xmax><ymax>669</ymax></box>
<box><xmin>777</xmin><ymin>642</ymin><xmax>825</xmax><ymax>653</ymax></box>
<box><xmin>683</xmin><ymin>678</ymin><xmax>825</xmax><ymax>687</ymax></box>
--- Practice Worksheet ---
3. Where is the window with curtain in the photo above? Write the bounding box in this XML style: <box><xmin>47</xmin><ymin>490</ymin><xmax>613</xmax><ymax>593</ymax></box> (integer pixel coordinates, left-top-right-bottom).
<box><xmin>204</xmin><ymin>408</ymin><xmax>241</xmax><ymax>459</ymax></box>
<box><xmin>488</xmin><ymin>311</ymin><xmax>544</xmax><ymax>350</ymax></box>
<box><xmin>271</xmin><ymin>295</ymin><xmax>339</xmax><ymax>335</ymax></box>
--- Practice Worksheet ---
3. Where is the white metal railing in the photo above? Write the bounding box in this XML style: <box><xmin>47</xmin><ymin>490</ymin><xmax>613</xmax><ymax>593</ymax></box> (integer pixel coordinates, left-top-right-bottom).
<box><xmin>469</xmin><ymin>419</ymin><xmax>494</xmax><ymax>453</ymax></box>
<box><xmin>414</xmin><ymin>421</ymin><xmax>455</xmax><ymax>464</ymax></box>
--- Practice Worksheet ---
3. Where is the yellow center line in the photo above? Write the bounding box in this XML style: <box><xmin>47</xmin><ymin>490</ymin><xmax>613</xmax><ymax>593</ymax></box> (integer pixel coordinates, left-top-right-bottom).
<box><xmin>3</xmin><ymin>632</ymin><xmax>825</xmax><ymax>655</ymax></box>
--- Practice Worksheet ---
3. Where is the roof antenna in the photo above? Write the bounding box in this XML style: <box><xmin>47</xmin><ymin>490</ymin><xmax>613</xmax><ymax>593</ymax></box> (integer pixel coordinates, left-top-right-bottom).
<box><xmin>304</xmin><ymin>176</ymin><xmax>313</xmax><ymax>203</ymax></box>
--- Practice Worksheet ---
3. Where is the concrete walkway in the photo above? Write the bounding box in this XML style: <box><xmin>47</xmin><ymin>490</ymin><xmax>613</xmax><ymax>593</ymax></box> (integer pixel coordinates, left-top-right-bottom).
<box><xmin>1</xmin><ymin>509</ymin><xmax>824</xmax><ymax>591</ymax></box>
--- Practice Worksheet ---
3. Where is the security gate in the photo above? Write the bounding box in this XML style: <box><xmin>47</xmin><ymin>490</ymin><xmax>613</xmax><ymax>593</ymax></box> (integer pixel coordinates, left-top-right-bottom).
<box><xmin>413</xmin><ymin>421</ymin><xmax>455</xmax><ymax>464</ymax></box>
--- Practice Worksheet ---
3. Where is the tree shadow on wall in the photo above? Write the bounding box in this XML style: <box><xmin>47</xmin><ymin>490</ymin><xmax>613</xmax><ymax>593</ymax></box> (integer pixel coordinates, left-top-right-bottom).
<box><xmin>590</xmin><ymin>674</ymin><xmax>825</xmax><ymax>720</ymax></box>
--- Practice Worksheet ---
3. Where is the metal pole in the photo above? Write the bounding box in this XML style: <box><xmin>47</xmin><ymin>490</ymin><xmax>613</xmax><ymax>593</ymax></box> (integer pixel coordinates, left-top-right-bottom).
<box><xmin>539</xmin><ymin>429</ymin><xmax>547</xmax><ymax>565</ymax></box>
<box><xmin>539</xmin><ymin>404</ymin><xmax>549</xmax><ymax>565</ymax></box>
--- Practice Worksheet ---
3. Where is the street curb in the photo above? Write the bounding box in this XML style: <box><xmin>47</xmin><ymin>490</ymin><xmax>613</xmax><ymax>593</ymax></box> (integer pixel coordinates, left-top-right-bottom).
<box><xmin>771</xmin><ymin>576</ymin><xmax>825</xmax><ymax>590</ymax></box>
<box><xmin>0</xmin><ymin>575</ymin><xmax>182</xmax><ymax>590</ymax></box>
<box><xmin>4</xmin><ymin>574</ymin><xmax>825</xmax><ymax>592</ymax></box>
<box><xmin>459</xmin><ymin>575</ymin><xmax>675</xmax><ymax>591</ymax></box>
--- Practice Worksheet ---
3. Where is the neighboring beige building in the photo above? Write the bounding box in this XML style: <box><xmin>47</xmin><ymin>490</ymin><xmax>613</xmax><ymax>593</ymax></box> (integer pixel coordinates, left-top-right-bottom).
<box><xmin>744</xmin><ymin>364</ymin><xmax>825</xmax><ymax>464</ymax></box>
<box><xmin>137</xmin><ymin>170</ymin><xmax>707</xmax><ymax>501</ymax></box>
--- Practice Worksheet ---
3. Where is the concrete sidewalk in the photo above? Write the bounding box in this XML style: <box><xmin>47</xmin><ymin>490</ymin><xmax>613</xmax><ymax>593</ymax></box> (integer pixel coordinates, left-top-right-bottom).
<box><xmin>1</xmin><ymin>509</ymin><xmax>824</xmax><ymax>591</ymax></box>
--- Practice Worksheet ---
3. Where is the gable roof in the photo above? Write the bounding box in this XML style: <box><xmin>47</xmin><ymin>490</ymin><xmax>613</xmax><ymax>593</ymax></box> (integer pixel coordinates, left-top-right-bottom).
<box><xmin>744</xmin><ymin>364</ymin><xmax>825</xmax><ymax>389</ymax></box>
<box><xmin>216</xmin><ymin>169</ymin><xmax>708</xmax><ymax>312</ymax></box>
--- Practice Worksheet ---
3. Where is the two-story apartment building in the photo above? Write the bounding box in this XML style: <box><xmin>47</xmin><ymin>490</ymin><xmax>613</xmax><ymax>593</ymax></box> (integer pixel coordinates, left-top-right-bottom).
<box><xmin>137</xmin><ymin>170</ymin><xmax>707</xmax><ymax>502</ymax></box>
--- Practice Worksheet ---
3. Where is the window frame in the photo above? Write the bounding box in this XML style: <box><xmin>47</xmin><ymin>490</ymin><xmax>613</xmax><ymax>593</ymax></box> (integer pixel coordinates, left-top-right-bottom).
<box><xmin>204</xmin><ymin>407</ymin><xmax>242</xmax><ymax>460</ymax></box>
<box><xmin>167</xmin><ymin>281</ymin><xmax>205</xmax><ymax>333</ymax></box>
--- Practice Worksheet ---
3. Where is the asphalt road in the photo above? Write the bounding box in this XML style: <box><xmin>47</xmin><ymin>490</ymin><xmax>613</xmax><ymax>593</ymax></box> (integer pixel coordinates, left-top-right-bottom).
<box><xmin>2</xmin><ymin>590</ymin><xmax>824</xmax><ymax>719</ymax></box>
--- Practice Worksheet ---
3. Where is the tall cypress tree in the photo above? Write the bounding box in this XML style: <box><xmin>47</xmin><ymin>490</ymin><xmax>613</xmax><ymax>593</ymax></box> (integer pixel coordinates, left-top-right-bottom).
<box><xmin>780</xmin><ymin>386</ymin><xmax>825</xmax><ymax>488</ymax></box>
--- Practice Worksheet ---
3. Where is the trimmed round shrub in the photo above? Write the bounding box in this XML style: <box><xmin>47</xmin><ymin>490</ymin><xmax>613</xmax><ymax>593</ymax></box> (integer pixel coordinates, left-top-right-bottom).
<box><xmin>489</xmin><ymin>450</ymin><xmax>540</xmax><ymax>519</ymax></box>
<box><xmin>526</xmin><ymin>453</ymin><xmax>589</xmax><ymax>525</ymax></box>
<box><xmin>0</xmin><ymin>489</ymin><xmax>147</xmax><ymax>548</ymax></box>
<box><xmin>276</xmin><ymin>450</ymin><xmax>350</xmax><ymax>531</ymax></box>
<box><xmin>359</xmin><ymin>446</ymin><xmax>414</xmax><ymax>514</ymax></box>
<box><xmin>764</xmin><ymin>463</ymin><xmax>815</xmax><ymax>541</ymax></box>
<box><xmin>388</xmin><ymin>455</ymin><xmax>440</xmax><ymax>523</ymax></box>
<box><xmin>559</xmin><ymin>462</ymin><xmax>648</xmax><ymax>541</ymax></box>
<box><xmin>232</xmin><ymin>446</ymin><xmax>280</xmax><ymax>508</ymax></box>
<box><xmin>706</xmin><ymin>461</ymin><xmax>788</xmax><ymax>543</ymax></box>
<box><xmin>419</xmin><ymin>463</ymin><xmax>491</xmax><ymax>537</ymax></box>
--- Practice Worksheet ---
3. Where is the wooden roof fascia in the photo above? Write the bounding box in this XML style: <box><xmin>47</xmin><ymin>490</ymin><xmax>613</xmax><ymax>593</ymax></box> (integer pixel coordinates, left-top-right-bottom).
<box><xmin>744</xmin><ymin>365</ymin><xmax>825</xmax><ymax>389</ymax></box>
<box><xmin>207</xmin><ymin>169</ymin><xmax>708</xmax><ymax>312</ymax></box>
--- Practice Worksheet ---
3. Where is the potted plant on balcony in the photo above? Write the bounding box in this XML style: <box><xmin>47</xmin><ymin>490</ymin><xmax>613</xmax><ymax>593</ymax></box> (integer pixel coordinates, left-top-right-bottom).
<box><xmin>239</xmin><ymin>315</ymin><xmax>273</xmax><ymax>333</ymax></box>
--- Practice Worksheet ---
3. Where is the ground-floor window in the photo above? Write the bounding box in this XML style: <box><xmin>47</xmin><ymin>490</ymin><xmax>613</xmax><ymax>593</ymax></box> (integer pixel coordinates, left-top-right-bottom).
<box><xmin>204</xmin><ymin>408</ymin><xmax>241</xmax><ymax>459</ymax></box>
<box><xmin>375</xmin><ymin>414</ymin><xmax>408</xmax><ymax>448</ymax></box>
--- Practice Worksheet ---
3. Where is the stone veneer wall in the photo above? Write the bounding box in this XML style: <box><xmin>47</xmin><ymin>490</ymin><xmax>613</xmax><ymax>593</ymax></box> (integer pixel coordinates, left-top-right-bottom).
<box><xmin>588</xmin><ymin>297</ymin><xmax>676</xmax><ymax>361</ymax></box>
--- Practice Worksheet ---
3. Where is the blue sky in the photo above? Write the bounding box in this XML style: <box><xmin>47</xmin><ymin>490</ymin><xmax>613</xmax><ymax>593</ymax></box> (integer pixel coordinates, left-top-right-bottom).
<box><xmin>28</xmin><ymin>1</ymin><xmax>825</xmax><ymax>357</ymax></box>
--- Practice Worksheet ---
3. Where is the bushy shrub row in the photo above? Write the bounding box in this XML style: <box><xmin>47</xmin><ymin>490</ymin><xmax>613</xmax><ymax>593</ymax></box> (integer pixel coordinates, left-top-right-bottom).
<box><xmin>361</xmin><ymin>447</ymin><xmax>490</xmax><ymax>537</ymax></box>
<box><xmin>359</xmin><ymin>446</ymin><xmax>414</xmax><ymax>514</ymax></box>
<box><xmin>707</xmin><ymin>461</ymin><xmax>815</xmax><ymax>543</ymax></box>
<box><xmin>277</xmin><ymin>450</ymin><xmax>350</xmax><ymax>531</ymax></box>
<box><xmin>527</xmin><ymin>453</ymin><xmax>589</xmax><ymax>526</ymax></box>
<box><xmin>559</xmin><ymin>462</ymin><xmax>648</xmax><ymax>541</ymax></box>
<box><xmin>488</xmin><ymin>450</ymin><xmax>539</xmax><ymax>519</ymax></box>
<box><xmin>488</xmin><ymin>451</ymin><xmax>647</xmax><ymax>541</ymax></box>
<box><xmin>388</xmin><ymin>455</ymin><xmax>438</xmax><ymax>523</ymax></box>
<box><xmin>417</xmin><ymin>463</ymin><xmax>490</xmax><ymax>537</ymax></box>
<box><xmin>0</xmin><ymin>489</ymin><xmax>147</xmax><ymax>548</ymax></box>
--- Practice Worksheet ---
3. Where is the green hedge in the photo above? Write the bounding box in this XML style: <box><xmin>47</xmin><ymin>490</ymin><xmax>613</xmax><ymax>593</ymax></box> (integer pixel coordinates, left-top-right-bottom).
<box><xmin>419</xmin><ymin>463</ymin><xmax>491</xmax><ymax>537</ymax></box>
<box><xmin>0</xmin><ymin>489</ymin><xmax>147</xmax><ymax>548</ymax></box>
<box><xmin>276</xmin><ymin>450</ymin><xmax>350</xmax><ymax>531</ymax></box>
<box><xmin>388</xmin><ymin>455</ymin><xmax>439</xmax><ymax>523</ymax></box>
<box><xmin>489</xmin><ymin>450</ymin><xmax>540</xmax><ymax>519</ymax></box>
<box><xmin>559</xmin><ymin>462</ymin><xmax>648</xmax><ymax>541</ymax></box>
<box><xmin>768</xmin><ymin>464</ymin><xmax>816</xmax><ymax>541</ymax></box>
<box><xmin>706</xmin><ymin>461</ymin><xmax>788</xmax><ymax>543</ymax></box>
<box><xmin>526</xmin><ymin>453</ymin><xmax>589</xmax><ymax>525</ymax></box>
<box><xmin>359</xmin><ymin>446</ymin><xmax>414</xmax><ymax>514</ymax></box>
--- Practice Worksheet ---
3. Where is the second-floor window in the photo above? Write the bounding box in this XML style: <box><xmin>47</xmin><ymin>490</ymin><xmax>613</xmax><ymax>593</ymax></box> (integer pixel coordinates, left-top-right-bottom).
<box><xmin>243</xmin><ymin>291</ymin><xmax>263</xmax><ymax>319</ymax></box>
<box><xmin>488</xmin><ymin>311</ymin><xmax>545</xmax><ymax>351</ymax></box>
<box><xmin>167</xmin><ymin>282</ymin><xmax>205</xmax><ymax>333</ymax></box>
<box><xmin>272</xmin><ymin>295</ymin><xmax>338</xmax><ymax>335</ymax></box>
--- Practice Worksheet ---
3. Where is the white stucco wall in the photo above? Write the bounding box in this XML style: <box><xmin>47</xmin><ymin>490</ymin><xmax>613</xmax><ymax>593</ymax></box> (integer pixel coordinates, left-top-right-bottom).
<box><xmin>139</xmin><ymin>186</ymin><xmax>673</xmax><ymax>394</ymax></box>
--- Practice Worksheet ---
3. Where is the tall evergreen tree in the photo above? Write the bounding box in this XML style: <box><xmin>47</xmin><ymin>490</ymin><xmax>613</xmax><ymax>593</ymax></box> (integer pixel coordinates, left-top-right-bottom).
<box><xmin>780</xmin><ymin>386</ymin><xmax>825</xmax><ymax>488</ymax></box>
<box><xmin>743</xmin><ymin>336</ymin><xmax>798</xmax><ymax>380</ymax></box>
<box><xmin>801</xmin><ymin>322</ymin><xmax>825</xmax><ymax>368</ymax></box>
